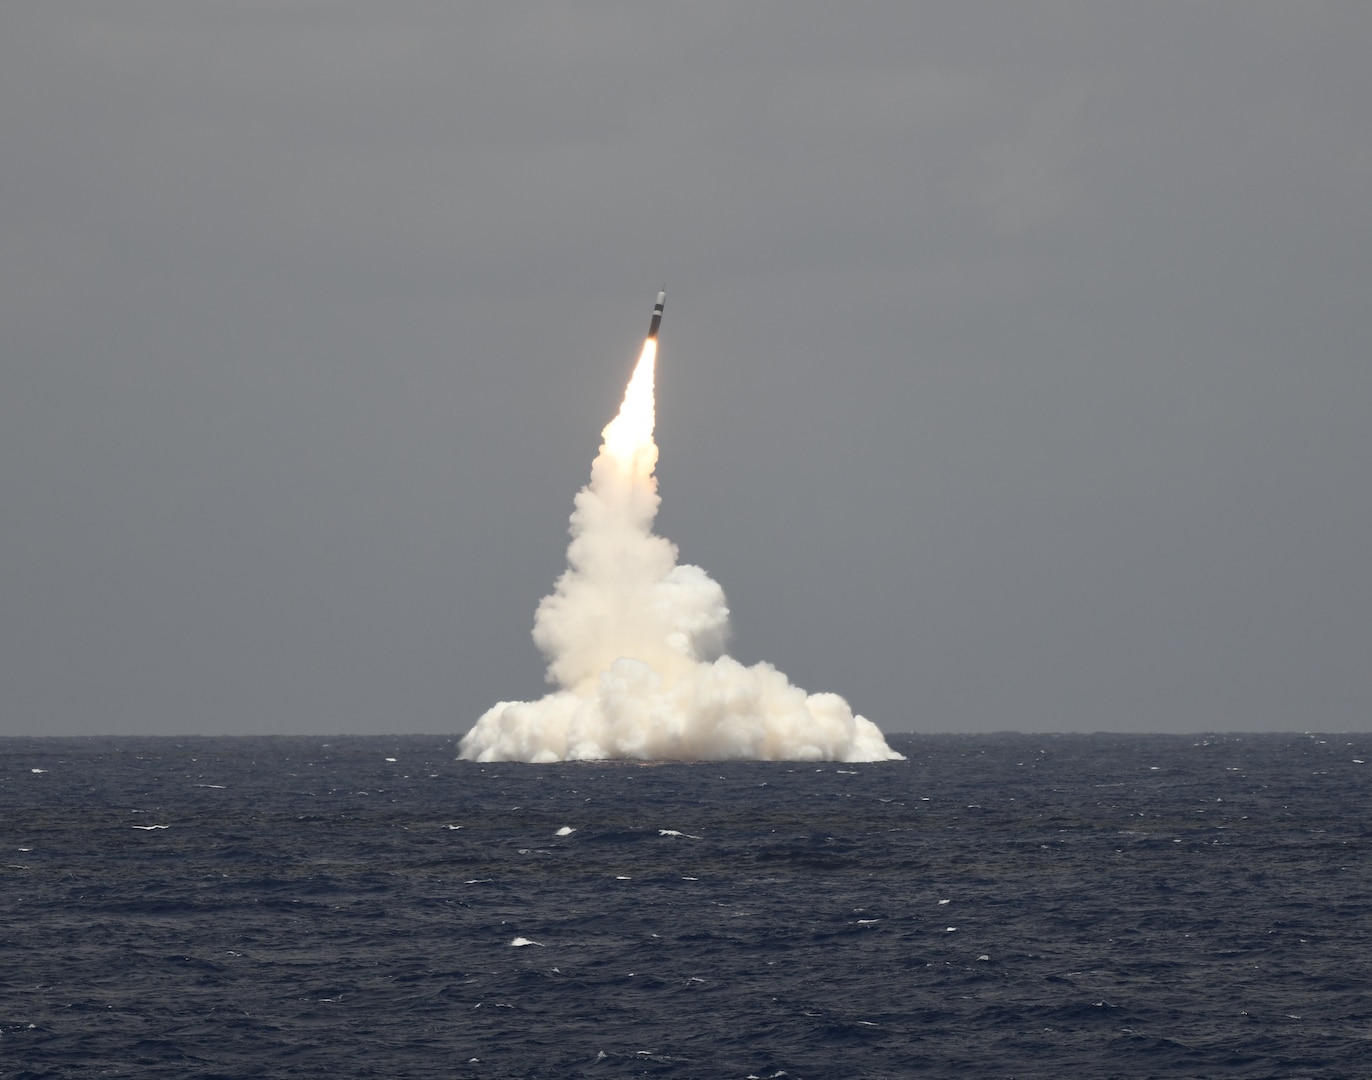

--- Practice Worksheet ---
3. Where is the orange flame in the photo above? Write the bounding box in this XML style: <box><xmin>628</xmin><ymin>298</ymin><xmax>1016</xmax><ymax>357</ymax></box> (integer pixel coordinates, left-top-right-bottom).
<box><xmin>601</xmin><ymin>337</ymin><xmax>657</xmax><ymax>474</ymax></box>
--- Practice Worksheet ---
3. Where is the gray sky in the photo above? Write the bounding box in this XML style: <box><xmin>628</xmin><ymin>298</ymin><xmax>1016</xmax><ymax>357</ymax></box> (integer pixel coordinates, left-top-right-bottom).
<box><xmin>3</xmin><ymin>3</ymin><xmax>1369</xmax><ymax>736</ymax></box>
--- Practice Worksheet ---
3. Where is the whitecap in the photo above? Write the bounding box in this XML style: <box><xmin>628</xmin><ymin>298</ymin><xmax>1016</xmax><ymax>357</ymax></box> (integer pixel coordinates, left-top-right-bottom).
<box><xmin>509</xmin><ymin>937</ymin><xmax>543</xmax><ymax>947</ymax></box>
<box><xmin>131</xmin><ymin>825</ymin><xmax>170</xmax><ymax>830</ymax></box>
<box><xmin>555</xmin><ymin>826</ymin><xmax>576</xmax><ymax>836</ymax></box>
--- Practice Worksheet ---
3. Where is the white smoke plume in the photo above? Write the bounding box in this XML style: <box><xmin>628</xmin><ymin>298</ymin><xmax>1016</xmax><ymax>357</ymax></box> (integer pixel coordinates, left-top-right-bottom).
<box><xmin>459</xmin><ymin>338</ymin><xmax>903</xmax><ymax>763</ymax></box>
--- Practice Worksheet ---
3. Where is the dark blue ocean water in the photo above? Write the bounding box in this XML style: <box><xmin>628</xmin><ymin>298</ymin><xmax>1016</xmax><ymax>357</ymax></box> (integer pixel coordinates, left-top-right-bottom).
<box><xmin>2</xmin><ymin>733</ymin><xmax>1369</xmax><ymax>1079</ymax></box>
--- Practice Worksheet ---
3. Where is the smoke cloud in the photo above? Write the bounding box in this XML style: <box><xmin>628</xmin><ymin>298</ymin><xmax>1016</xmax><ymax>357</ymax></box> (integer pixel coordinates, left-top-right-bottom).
<box><xmin>459</xmin><ymin>339</ymin><xmax>902</xmax><ymax>763</ymax></box>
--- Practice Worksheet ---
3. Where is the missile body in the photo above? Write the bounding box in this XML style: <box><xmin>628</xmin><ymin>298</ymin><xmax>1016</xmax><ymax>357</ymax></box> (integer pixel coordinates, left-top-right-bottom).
<box><xmin>647</xmin><ymin>288</ymin><xmax>666</xmax><ymax>339</ymax></box>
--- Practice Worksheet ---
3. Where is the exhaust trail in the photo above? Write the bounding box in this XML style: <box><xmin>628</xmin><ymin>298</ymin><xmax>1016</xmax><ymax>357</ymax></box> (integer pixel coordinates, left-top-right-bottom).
<box><xmin>458</xmin><ymin>292</ymin><xmax>902</xmax><ymax>763</ymax></box>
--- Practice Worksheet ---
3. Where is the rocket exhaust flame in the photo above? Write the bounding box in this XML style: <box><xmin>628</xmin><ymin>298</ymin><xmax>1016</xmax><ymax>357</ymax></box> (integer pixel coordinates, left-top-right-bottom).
<box><xmin>601</xmin><ymin>337</ymin><xmax>656</xmax><ymax>473</ymax></box>
<box><xmin>458</xmin><ymin>293</ymin><xmax>902</xmax><ymax>763</ymax></box>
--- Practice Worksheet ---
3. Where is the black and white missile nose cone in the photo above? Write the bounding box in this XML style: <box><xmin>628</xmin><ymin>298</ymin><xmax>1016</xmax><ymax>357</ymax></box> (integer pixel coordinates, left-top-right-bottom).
<box><xmin>647</xmin><ymin>287</ymin><xmax>666</xmax><ymax>339</ymax></box>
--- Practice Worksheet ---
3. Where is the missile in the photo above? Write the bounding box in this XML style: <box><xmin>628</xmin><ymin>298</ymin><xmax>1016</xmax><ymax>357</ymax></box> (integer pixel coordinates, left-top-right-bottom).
<box><xmin>647</xmin><ymin>287</ymin><xmax>666</xmax><ymax>339</ymax></box>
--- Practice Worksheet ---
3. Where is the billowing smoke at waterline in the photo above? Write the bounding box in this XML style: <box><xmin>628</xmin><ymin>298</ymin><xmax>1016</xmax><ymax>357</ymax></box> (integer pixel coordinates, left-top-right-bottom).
<box><xmin>458</xmin><ymin>332</ymin><xmax>902</xmax><ymax>763</ymax></box>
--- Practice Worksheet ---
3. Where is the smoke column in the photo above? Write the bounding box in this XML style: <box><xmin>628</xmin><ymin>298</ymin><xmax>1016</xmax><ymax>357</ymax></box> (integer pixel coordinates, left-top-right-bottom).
<box><xmin>458</xmin><ymin>337</ymin><xmax>903</xmax><ymax>763</ymax></box>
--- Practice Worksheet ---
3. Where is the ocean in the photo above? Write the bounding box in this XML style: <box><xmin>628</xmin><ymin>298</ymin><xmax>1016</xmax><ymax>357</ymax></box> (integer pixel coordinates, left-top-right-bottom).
<box><xmin>3</xmin><ymin>732</ymin><xmax>1368</xmax><ymax>1078</ymax></box>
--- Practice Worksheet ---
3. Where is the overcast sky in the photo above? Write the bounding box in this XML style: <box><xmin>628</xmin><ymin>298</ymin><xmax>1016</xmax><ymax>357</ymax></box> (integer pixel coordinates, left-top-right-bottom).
<box><xmin>3</xmin><ymin>3</ymin><xmax>1368</xmax><ymax>737</ymax></box>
